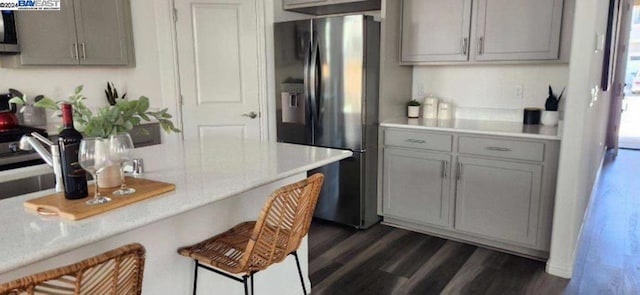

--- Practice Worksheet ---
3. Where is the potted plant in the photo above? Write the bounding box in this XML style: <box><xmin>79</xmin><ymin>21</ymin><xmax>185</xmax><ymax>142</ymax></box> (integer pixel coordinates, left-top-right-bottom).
<box><xmin>541</xmin><ymin>86</ymin><xmax>564</xmax><ymax>126</ymax></box>
<box><xmin>8</xmin><ymin>89</ymin><xmax>47</xmax><ymax>126</ymax></box>
<box><xmin>13</xmin><ymin>85</ymin><xmax>180</xmax><ymax>188</ymax></box>
<box><xmin>407</xmin><ymin>99</ymin><xmax>421</xmax><ymax>118</ymax></box>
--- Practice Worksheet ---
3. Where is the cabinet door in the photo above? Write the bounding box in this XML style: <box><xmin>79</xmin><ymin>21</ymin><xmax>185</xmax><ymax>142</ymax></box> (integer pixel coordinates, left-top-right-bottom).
<box><xmin>401</xmin><ymin>0</ymin><xmax>472</xmax><ymax>63</ymax></box>
<box><xmin>284</xmin><ymin>0</ymin><xmax>327</xmax><ymax>6</ymax></box>
<box><xmin>383</xmin><ymin>148</ymin><xmax>451</xmax><ymax>227</ymax></box>
<box><xmin>73</xmin><ymin>0</ymin><xmax>134</xmax><ymax>65</ymax></box>
<box><xmin>472</xmin><ymin>0</ymin><xmax>563</xmax><ymax>61</ymax></box>
<box><xmin>454</xmin><ymin>157</ymin><xmax>542</xmax><ymax>246</ymax></box>
<box><xmin>16</xmin><ymin>0</ymin><xmax>79</xmax><ymax>65</ymax></box>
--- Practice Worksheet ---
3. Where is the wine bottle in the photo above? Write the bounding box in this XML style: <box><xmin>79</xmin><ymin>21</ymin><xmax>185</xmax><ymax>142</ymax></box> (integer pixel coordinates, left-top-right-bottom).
<box><xmin>58</xmin><ymin>104</ymin><xmax>88</xmax><ymax>200</ymax></box>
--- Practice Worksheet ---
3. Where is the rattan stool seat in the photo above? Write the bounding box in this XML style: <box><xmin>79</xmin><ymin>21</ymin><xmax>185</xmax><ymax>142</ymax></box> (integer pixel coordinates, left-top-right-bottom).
<box><xmin>178</xmin><ymin>174</ymin><xmax>324</xmax><ymax>295</ymax></box>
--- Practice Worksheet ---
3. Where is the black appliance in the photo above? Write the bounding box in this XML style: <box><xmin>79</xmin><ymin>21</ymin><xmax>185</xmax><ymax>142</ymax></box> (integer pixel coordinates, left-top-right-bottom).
<box><xmin>0</xmin><ymin>10</ymin><xmax>19</xmax><ymax>53</ymax></box>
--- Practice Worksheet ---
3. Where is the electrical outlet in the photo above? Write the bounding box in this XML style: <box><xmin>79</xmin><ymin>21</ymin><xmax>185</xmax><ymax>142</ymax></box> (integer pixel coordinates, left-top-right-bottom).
<box><xmin>515</xmin><ymin>85</ymin><xmax>524</xmax><ymax>100</ymax></box>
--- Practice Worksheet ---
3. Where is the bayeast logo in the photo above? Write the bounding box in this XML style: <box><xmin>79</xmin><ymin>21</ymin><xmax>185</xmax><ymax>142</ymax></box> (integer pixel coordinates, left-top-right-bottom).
<box><xmin>0</xmin><ymin>0</ymin><xmax>61</xmax><ymax>10</ymax></box>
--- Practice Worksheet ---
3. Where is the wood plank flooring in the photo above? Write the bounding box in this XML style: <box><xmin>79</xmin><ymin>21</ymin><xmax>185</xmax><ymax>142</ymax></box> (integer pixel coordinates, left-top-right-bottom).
<box><xmin>308</xmin><ymin>220</ymin><xmax>568</xmax><ymax>294</ymax></box>
<box><xmin>307</xmin><ymin>149</ymin><xmax>640</xmax><ymax>294</ymax></box>
<box><xmin>564</xmin><ymin>149</ymin><xmax>640</xmax><ymax>294</ymax></box>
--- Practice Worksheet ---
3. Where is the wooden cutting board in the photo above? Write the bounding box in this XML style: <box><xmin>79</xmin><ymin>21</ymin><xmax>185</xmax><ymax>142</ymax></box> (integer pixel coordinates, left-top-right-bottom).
<box><xmin>24</xmin><ymin>177</ymin><xmax>176</xmax><ymax>221</ymax></box>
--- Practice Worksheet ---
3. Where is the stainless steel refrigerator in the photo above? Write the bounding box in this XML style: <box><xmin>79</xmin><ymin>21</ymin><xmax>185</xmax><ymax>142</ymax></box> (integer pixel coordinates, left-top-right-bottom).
<box><xmin>274</xmin><ymin>15</ymin><xmax>381</xmax><ymax>229</ymax></box>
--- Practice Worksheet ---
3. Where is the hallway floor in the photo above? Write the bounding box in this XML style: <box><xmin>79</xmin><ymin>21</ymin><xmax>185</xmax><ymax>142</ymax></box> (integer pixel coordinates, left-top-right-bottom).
<box><xmin>565</xmin><ymin>149</ymin><xmax>640</xmax><ymax>294</ymax></box>
<box><xmin>308</xmin><ymin>149</ymin><xmax>640</xmax><ymax>294</ymax></box>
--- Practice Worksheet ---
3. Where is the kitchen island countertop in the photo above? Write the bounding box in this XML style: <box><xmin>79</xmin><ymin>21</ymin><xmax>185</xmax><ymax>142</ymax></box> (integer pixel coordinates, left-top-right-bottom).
<box><xmin>0</xmin><ymin>138</ymin><xmax>351</xmax><ymax>275</ymax></box>
<box><xmin>381</xmin><ymin>118</ymin><xmax>561</xmax><ymax>140</ymax></box>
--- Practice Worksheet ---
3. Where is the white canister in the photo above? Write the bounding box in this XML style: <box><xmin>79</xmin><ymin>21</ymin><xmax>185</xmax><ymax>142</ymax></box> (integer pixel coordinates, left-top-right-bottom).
<box><xmin>540</xmin><ymin>110</ymin><xmax>559</xmax><ymax>126</ymax></box>
<box><xmin>423</xmin><ymin>96</ymin><xmax>439</xmax><ymax>119</ymax></box>
<box><xmin>437</xmin><ymin>102</ymin><xmax>453</xmax><ymax>120</ymax></box>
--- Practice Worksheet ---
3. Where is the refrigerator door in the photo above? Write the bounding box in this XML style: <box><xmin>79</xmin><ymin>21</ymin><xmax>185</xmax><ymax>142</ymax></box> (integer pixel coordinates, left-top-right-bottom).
<box><xmin>311</xmin><ymin>15</ymin><xmax>366</xmax><ymax>151</ymax></box>
<box><xmin>274</xmin><ymin>20</ymin><xmax>314</xmax><ymax>146</ymax></box>
<box><xmin>310</xmin><ymin>151</ymin><xmax>364</xmax><ymax>228</ymax></box>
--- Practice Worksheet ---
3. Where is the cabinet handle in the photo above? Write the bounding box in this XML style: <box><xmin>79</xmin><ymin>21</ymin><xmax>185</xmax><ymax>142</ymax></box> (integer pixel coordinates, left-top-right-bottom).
<box><xmin>406</xmin><ymin>138</ymin><xmax>426</xmax><ymax>144</ymax></box>
<box><xmin>462</xmin><ymin>37</ymin><xmax>468</xmax><ymax>55</ymax></box>
<box><xmin>486</xmin><ymin>146</ymin><xmax>512</xmax><ymax>152</ymax></box>
<box><xmin>442</xmin><ymin>161</ymin><xmax>449</xmax><ymax>179</ymax></box>
<box><xmin>80</xmin><ymin>43</ymin><xmax>86</xmax><ymax>60</ymax></box>
<box><xmin>457</xmin><ymin>162</ymin><xmax>462</xmax><ymax>180</ymax></box>
<box><xmin>71</xmin><ymin>43</ymin><xmax>78</xmax><ymax>60</ymax></box>
<box><xmin>478</xmin><ymin>37</ymin><xmax>484</xmax><ymax>54</ymax></box>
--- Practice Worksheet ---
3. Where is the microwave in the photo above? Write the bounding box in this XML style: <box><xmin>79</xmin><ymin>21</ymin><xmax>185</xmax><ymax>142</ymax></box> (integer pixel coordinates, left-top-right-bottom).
<box><xmin>0</xmin><ymin>11</ymin><xmax>19</xmax><ymax>54</ymax></box>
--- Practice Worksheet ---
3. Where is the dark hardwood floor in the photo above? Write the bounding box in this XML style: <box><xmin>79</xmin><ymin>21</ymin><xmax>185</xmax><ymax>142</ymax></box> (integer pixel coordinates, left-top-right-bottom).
<box><xmin>308</xmin><ymin>221</ymin><xmax>567</xmax><ymax>294</ymax></box>
<box><xmin>308</xmin><ymin>149</ymin><xmax>640</xmax><ymax>294</ymax></box>
<box><xmin>564</xmin><ymin>149</ymin><xmax>640</xmax><ymax>294</ymax></box>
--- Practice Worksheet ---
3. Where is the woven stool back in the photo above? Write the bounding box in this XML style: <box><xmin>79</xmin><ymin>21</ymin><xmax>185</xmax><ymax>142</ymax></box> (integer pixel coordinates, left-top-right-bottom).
<box><xmin>241</xmin><ymin>173</ymin><xmax>324</xmax><ymax>273</ymax></box>
<box><xmin>0</xmin><ymin>243</ymin><xmax>146</xmax><ymax>295</ymax></box>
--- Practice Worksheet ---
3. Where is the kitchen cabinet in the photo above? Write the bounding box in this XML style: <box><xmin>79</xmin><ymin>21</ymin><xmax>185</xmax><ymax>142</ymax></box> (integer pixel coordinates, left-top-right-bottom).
<box><xmin>400</xmin><ymin>0</ymin><xmax>564</xmax><ymax>64</ymax></box>
<box><xmin>284</xmin><ymin>0</ymin><xmax>381</xmax><ymax>15</ymax></box>
<box><xmin>401</xmin><ymin>0</ymin><xmax>472</xmax><ymax>63</ymax></box>
<box><xmin>380</xmin><ymin>127</ymin><xmax>559</xmax><ymax>258</ymax></box>
<box><xmin>383</xmin><ymin>148</ymin><xmax>451</xmax><ymax>227</ymax></box>
<box><xmin>454</xmin><ymin>156</ymin><xmax>542</xmax><ymax>247</ymax></box>
<box><xmin>11</xmin><ymin>0</ymin><xmax>134</xmax><ymax>66</ymax></box>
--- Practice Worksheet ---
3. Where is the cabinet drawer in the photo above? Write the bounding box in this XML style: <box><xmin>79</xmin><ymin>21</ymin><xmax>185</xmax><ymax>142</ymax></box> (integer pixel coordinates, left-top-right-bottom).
<box><xmin>458</xmin><ymin>136</ymin><xmax>544</xmax><ymax>162</ymax></box>
<box><xmin>384</xmin><ymin>129</ymin><xmax>452</xmax><ymax>152</ymax></box>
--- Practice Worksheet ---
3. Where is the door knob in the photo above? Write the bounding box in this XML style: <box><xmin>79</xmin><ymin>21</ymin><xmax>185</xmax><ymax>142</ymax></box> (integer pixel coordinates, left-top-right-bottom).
<box><xmin>242</xmin><ymin>112</ymin><xmax>258</xmax><ymax>119</ymax></box>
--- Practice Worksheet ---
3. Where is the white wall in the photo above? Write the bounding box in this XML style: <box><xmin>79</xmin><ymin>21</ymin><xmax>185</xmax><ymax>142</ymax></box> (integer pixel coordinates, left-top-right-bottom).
<box><xmin>546</xmin><ymin>0</ymin><xmax>612</xmax><ymax>278</ymax></box>
<box><xmin>412</xmin><ymin>65</ymin><xmax>569</xmax><ymax>119</ymax></box>
<box><xmin>0</xmin><ymin>0</ymin><xmax>174</xmax><ymax>116</ymax></box>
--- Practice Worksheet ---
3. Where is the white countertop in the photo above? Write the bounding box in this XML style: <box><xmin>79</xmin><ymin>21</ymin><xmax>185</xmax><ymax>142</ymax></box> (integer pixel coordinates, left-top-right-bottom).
<box><xmin>381</xmin><ymin>118</ymin><xmax>561</xmax><ymax>141</ymax></box>
<box><xmin>0</xmin><ymin>138</ymin><xmax>351</xmax><ymax>274</ymax></box>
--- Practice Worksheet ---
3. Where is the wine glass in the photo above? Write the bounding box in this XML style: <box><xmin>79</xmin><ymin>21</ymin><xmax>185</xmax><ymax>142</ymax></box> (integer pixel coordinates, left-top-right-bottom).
<box><xmin>109</xmin><ymin>133</ymin><xmax>136</xmax><ymax>196</ymax></box>
<box><xmin>79</xmin><ymin>138</ymin><xmax>111</xmax><ymax>205</ymax></box>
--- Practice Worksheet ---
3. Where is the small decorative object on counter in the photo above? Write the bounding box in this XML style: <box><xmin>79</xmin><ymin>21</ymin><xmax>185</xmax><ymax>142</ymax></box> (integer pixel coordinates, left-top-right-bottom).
<box><xmin>105</xmin><ymin>82</ymin><xmax>126</xmax><ymax>106</ymax></box>
<box><xmin>423</xmin><ymin>95</ymin><xmax>439</xmax><ymax>119</ymax></box>
<box><xmin>131</xmin><ymin>158</ymin><xmax>144</xmax><ymax>175</ymax></box>
<box><xmin>523</xmin><ymin>107</ymin><xmax>542</xmax><ymax>125</ymax></box>
<box><xmin>437</xmin><ymin>102</ymin><xmax>453</xmax><ymax>120</ymax></box>
<box><xmin>407</xmin><ymin>99</ymin><xmax>421</xmax><ymax>118</ymax></box>
<box><xmin>541</xmin><ymin>85</ymin><xmax>564</xmax><ymax>126</ymax></box>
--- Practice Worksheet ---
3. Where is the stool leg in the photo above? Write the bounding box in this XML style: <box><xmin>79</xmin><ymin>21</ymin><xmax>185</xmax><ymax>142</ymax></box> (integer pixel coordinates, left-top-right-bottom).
<box><xmin>293</xmin><ymin>251</ymin><xmax>307</xmax><ymax>295</ymax></box>
<box><xmin>250</xmin><ymin>273</ymin><xmax>255</xmax><ymax>295</ymax></box>
<box><xmin>243</xmin><ymin>275</ymin><xmax>249</xmax><ymax>295</ymax></box>
<box><xmin>192</xmin><ymin>261</ymin><xmax>199</xmax><ymax>295</ymax></box>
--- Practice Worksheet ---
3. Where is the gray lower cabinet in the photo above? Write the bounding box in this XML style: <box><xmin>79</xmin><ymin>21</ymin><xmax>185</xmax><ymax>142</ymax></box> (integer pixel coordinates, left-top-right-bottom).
<box><xmin>454</xmin><ymin>156</ymin><xmax>542</xmax><ymax>247</ymax></box>
<box><xmin>383</xmin><ymin>148</ymin><xmax>451</xmax><ymax>227</ymax></box>
<box><xmin>381</xmin><ymin>127</ymin><xmax>559</xmax><ymax>258</ymax></box>
<box><xmin>8</xmin><ymin>0</ymin><xmax>134</xmax><ymax>66</ymax></box>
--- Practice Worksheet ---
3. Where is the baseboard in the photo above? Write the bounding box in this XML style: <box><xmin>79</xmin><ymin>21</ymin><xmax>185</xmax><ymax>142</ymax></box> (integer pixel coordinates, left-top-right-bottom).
<box><xmin>546</xmin><ymin>262</ymin><xmax>573</xmax><ymax>278</ymax></box>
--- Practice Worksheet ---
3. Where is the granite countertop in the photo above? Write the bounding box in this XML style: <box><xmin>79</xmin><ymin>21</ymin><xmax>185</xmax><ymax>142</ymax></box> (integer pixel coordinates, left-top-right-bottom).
<box><xmin>0</xmin><ymin>138</ymin><xmax>351</xmax><ymax>273</ymax></box>
<box><xmin>381</xmin><ymin>118</ymin><xmax>561</xmax><ymax>141</ymax></box>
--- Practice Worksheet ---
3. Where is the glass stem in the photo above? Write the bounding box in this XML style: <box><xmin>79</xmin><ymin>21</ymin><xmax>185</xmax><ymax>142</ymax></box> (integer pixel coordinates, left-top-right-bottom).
<box><xmin>120</xmin><ymin>166</ymin><xmax>126</xmax><ymax>190</ymax></box>
<box><xmin>93</xmin><ymin>172</ymin><xmax>99</xmax><ymax>198</ymax></box>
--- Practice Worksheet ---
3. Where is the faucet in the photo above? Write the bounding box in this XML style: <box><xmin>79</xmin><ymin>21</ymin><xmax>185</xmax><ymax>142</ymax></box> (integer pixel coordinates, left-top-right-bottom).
<box><xmin>19</xmin><ymin>132</ymin><xmax>64</xmax><ymax>193</ymax></box>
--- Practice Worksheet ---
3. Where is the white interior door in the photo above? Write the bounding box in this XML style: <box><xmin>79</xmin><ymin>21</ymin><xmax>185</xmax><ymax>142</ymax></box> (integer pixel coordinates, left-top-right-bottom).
<box><xmin>174</xmin><ymin>0</ymin><xmax>264</xmax><ymax>141</ymax></box>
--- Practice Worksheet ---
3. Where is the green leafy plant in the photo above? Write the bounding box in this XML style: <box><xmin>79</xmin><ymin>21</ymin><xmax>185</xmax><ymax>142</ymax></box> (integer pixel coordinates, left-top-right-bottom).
<box><xmin>7</xmin><ymin>89</ymin><xmax>45</xmax><ymax>113</ymax></box>
<box><xmin>32</xmin><ymin>85</ymin><xmax>180</xmax><ymax>138</ymax></box>
<box><xmin>105</xmin><ymin>82</ymin><xmax>126</xmax><ymax>106</ymax></box>
<box><xmin>545</xmin><ymin>85</ymin><xmax>565</xmax><ymax>111</ymax></box>
<box><xmin>407</xmin><ymin>99</ymin><xmax>421</xmax><ymax>107</ymax></box>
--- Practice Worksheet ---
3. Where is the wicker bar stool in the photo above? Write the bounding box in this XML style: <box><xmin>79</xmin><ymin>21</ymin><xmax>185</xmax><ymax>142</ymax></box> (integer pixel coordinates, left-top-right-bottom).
<box><xmin>178</xmin><ymin>173</ymin><xmax>324</xmax><ymax>295</ymax></box>
<box><xmin>0</xmin><ymin>243</ymin><xmax>146</xmax><ymax>295</ymax></box>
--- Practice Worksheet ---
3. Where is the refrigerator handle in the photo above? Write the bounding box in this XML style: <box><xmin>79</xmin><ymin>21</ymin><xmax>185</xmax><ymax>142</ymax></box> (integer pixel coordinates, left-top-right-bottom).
<box><xmin>309</xmin><ymin>42</ymin><xmax>320</xmax><ymax>131</ymax></box>
<box><xmin>303</xmin><ymin>39</ymin><xmax>314</xmax><ymax>143</ymax></box>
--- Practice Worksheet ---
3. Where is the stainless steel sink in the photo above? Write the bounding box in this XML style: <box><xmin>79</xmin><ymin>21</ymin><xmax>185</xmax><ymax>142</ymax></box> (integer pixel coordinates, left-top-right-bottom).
<box><xmin>0</xmin><ymin>173</ymin><xmax>55</xmax><ymax>200</ymax></box>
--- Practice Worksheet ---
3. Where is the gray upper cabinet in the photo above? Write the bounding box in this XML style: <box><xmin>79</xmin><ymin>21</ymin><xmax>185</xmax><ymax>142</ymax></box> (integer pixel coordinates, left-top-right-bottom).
<box><xmin>73</xmin><ymin>0</ymin><xmax>134</xmax><ymax>65</ymax></box>
<box><xmin>400</xmin><ymin>0</ymin><xmax>564</xmax><ymax>64</ymax></box>
<box><xmin>454</xmin><ymin>156</ymin><xmax>542</xmax><ymax>247</ymax></box>
<box><xmin>11</xmin><ymin>0</ymin><xmax>134</xmax><ymax>66</ymax></box>
<box><xmin>283</xmin><ymin>0</ymin><xmax>381</xmax><ymax>15</ymax></box>
<box><xmin>15</xmin><ymin>0</ymin><xmax>78</xmax><ymax>65</ymax></box>
<box><xmin>472</xmin><ymin>0</ymin><xmax>563</xmax><ymax>61</ymax></box>
<box><xmin>383</xmin><ymin>148</ymin><xmax>451</xmax><ymax>227</ymax></box>
<box><xmin>401</xmin><ymin>0</ymin><xmax>472</xmax><ymax>63</ymax></box>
